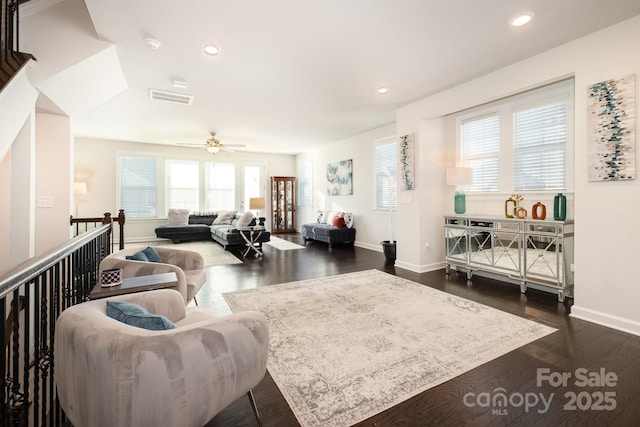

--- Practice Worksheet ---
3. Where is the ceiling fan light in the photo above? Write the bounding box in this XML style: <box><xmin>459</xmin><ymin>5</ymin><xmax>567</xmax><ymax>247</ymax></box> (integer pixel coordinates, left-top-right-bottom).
<box><xmin>206</xmin><ymin>145</ymin><xmax>220</xmax><ymax>154</ymax></box>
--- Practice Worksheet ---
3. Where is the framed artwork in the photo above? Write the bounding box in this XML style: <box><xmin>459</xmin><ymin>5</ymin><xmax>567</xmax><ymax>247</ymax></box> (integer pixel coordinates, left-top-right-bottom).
<box><xmin>327</xmin><ymin>159</ymin><xmax>353</xmax><ymax>195</ymax></box>
<box><xmin>399</xmin><ymin>134</ymin><xmax>415</xmax><ymax>190</ymax></box>
<box><xmin>587</xmin><ymin>74</ymin><xmax>636</xmax><ymax>181</ymax></box>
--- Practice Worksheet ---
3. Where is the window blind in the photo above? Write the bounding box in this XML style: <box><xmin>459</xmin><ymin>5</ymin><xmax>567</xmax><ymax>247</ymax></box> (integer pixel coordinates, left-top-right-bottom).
<box><xmin>461</xmin><ymin>115</ymin><xmax>500</xmax><ymax>192</ymax></box>
<box><xmin>205</xmin><ymin>162</ymin><xmax>235</xmax><ymax>211</ymax></box>
<box><xmin>513</xmin><ymin>101</ymin><xmax>567</xmax><ymax>191</ymax></box>
<box><xmin>166</xmin><ymin>160</ymin><xmax>199</xmax><ymax>211</ymax></box>
<box><xmin>119</xmin><ymin>156</ymin><xmax>157</xmax><ymax>218</ymax></box>
<box><xmin>375</xmin><ymin>139</ymin><xmax>397</xmax><ymax>210</ymax></box>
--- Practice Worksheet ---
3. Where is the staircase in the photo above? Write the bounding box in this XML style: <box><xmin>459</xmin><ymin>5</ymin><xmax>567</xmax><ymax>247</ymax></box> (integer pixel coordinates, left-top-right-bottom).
<box><xmin>1</xmin><ymin>0</ymin><xmax>34</xmax><ymax>91</ymax></box>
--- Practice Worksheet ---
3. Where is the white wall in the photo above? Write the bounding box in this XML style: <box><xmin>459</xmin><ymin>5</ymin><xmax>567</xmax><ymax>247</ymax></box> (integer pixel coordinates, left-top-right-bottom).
<box><xmin>75</xmin><ymin>137</ymin><xmax>296</xmax><ymax>242</ymax></box>
<box><xmin>296</xmin><ymin>123</ymin><xmax>396</xmax><ymax>251</ymax></box>
<box><xmin>35</xmin><ymin>113</ymin><xmax>73</xmax><ymax>255</ymax></box>
<box><xmin>395</xmin><ymin>15</ymin><xmax>640</xmax><ymax>335</ymax></box>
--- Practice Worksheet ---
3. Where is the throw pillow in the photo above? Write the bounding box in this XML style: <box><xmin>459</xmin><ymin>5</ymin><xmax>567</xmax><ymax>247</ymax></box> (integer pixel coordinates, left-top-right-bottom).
<box><xmin>213</xmin><ymin>210</ymin><xmax>237</xmax><ymax>225</ymax></box>
<box><xmin>106</xmin><ymin>301</ymin><xmax>176</xmax><ymax>330</ymax></box>
<box><xmin>343</xmin><ymin>212</ymin><xmax>354</xmax><ymax>228</ymax></box>
<box><xmin>167</xmin><ymin>208</ymin><xmax>190</xmax><ymax>226</ymax></box>
<box><xmin>237</xmin><ymin>211</ymin><xmax>254</xmax><ymax>228</ymax></box>
<box><xmin>142</xmin><ymin>246</ymin><xmax>163</xmax><ymax>263</ymax></box>
<box><xmin>332</xmin><ymin>215</ymin><xmax>345</xmax><ymax>228</ymax></box>
<box><xmin>126</xmin><ymin>251</ymin><xmax>149</xmax><ymax>262</ymax></box>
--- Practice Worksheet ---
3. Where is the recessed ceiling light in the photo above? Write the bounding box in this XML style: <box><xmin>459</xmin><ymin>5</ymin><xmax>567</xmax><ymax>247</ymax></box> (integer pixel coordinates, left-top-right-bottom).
<box><xmin>203</xmin><ymin>43</ymin><xmax>220</xmax><ymax>56</ymax></box>
<box><xmin>511</xmin><ymin>13</ymin><xmax>533</xmax><ymax>27</ymax></box>
<box><xmin>144</xmin><ymin>38</ymin><xmax>162</xmax><ymax>51</ymax></box>
<box><xmin>377</xmin><ymin>86</ymin><xmax>389</xmax><ymax>95</ymax></box>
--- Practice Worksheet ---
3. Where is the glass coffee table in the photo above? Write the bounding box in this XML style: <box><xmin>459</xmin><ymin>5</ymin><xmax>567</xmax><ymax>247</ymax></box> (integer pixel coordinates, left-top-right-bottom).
<box><xmin>89</xmin><ymin>272</ymin><xmax>178</xmax><ymax>300</ymax></box>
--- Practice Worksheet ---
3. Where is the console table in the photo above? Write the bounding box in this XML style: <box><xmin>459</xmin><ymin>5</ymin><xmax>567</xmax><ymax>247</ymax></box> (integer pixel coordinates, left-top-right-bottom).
<box><xmin>444</xmin><ymin>215</ymin><xmax>574</xmax><ymax>301</ymax></box>
<box><xmin>89</xmin><ymin>272</ymin><xmax>178</xmax><ymax>300</ymax></box>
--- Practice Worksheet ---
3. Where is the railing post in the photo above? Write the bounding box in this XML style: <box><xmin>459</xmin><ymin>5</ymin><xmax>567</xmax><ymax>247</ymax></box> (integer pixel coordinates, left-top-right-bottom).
<box><xmin>117</xmin><ymin>209</ymin><xmax>126</xmax><ymax>250</ymax></box>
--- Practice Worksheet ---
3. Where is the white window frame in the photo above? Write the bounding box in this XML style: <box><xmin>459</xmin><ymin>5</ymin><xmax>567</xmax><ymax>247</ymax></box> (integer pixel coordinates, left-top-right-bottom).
<box><xmin>165</xmin><ymin>159</ymin><xmax>199</xmax><ymax>212</ymax></box>
<box><xmin>117</xmin><ymin>155</ymin><xmax>159</xmax><ymax>219</ymax></box>
<box><xmin>374</xmin><ymin>136</ymin><xmax>397</xmax><ymax>211</ymax></box>
<box><xmin>455</xmin><ymin>79</ymin><xmax>574</xmax><ymax>196</ymax></box>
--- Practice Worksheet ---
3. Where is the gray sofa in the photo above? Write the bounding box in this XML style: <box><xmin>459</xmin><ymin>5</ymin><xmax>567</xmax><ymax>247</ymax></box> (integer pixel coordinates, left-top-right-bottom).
<box><xmin>155</xmin><ymin>213</ymin><xmax>270</xmax><ymax>249</ymax></box>
<box><xmin>301</xmin><ymin>223</ymin><xmax>356</xmax><ymax>250</ymax></box>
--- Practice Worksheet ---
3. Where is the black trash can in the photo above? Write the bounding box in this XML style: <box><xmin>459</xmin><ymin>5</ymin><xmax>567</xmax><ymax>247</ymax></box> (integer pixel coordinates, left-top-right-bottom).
<box><xmin>381</xmin><ymin>240</ymin><xmax>396</xmax><ymax>263</ymax></box>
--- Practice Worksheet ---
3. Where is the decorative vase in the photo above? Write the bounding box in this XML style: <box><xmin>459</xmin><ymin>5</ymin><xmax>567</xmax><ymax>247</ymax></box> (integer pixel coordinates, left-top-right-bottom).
<box><xmin>504</xmin><ymin>197</ymin><xmax>517</xmax><ymax>218</ymax></box>
<box><xmin>553</xmin><ymin>193</ymin><xmax>567</xmax><ymax>221</ymax></box>
<box><xmin>454</xmin><ymin>191</ymin><xmax>466</xmax><ymax>214</ymax></box>
<box><xmin>381</xmin><ymin>240</ymin><xmax>396</xmax><ymax>263</ymax></box>
<box><xmin>532</xmin><ymin>202</ymin><xmax>546</xmax><ymax>220</ymax></box>
<box><xmin>516</xmin><ymin>207</ymin><xmax>527</xmax><ymax>219</ymax></box>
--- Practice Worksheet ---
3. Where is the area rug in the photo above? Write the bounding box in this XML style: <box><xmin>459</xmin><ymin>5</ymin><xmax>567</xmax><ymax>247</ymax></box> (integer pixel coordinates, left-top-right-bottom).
<box><xmin>265</xmin><ymin>236</ymin><xmax>306</xmax><ymax>250</ymax></box>
<box><xmin>149</xmin><ymin>241</ymin><xmax>242</xmax><ymax>266</ymax></box>
<box><xmin>223</xmin><ymin>269</ymin><xmax>556</xmax><ymax>427</ymax></box>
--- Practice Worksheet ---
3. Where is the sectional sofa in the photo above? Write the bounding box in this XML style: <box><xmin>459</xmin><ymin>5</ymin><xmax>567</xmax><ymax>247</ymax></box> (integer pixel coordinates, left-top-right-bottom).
<box><xmin>155</xmin><ymin>212</ymin><xmax>270</xmax><ymax>249</ymax></box>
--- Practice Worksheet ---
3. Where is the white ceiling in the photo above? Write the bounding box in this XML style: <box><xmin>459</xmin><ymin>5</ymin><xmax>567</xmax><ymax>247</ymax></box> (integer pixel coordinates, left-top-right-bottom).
<box><xmin>54</xmin><ymin>1</ymin><xmax>640</xmax><ymax>153</ymax></box>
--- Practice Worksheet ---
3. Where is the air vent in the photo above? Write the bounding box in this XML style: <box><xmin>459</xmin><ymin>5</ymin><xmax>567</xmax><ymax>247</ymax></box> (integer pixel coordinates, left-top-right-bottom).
<box><xmin>149</xmin><ymin>89</ymin><xmax>194</xmax><ymax>105</ymax></box>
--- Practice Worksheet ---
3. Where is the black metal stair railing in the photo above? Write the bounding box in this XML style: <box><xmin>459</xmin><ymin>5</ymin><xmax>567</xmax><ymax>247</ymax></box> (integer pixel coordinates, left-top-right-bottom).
<box><xmin>0</xmin><ymin>213</ymin><xmax>123</xmax><ymax>426</ymax></box>
<box><xmin>1</xmin><ymin>0</ymin><xmax>35</xmax><ymax>91</ymax></box>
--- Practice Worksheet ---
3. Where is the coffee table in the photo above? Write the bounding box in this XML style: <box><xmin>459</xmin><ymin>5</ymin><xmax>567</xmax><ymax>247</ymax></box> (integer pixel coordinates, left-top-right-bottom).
<box><xmin>89</xmin><ymin>272</ymin><xmax>178</xmax><ymax>300</ymax></box>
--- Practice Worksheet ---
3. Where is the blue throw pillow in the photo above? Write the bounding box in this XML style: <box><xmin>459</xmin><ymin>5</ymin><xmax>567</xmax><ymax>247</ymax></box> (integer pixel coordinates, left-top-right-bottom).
<box><xmin>106</xmin><ymin>300</ymin><xmax>176</xmax><ymax>330</ymax></box>
<box><xmin>142</xmin><ymin>246</ymin><xmax>163</xmax><ymax>263</ymax></box>
<box><xmin>125</xmin><ymin>251</ymin><xmax>149</xmax><ymax>262</ymax></box>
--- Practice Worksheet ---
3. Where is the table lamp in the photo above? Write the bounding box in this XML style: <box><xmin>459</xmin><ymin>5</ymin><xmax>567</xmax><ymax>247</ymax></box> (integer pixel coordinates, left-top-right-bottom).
<box><xmin>249</xmin><ymin>197</ymin><xmax>265</xmax><ymax>226</ymax></box>
<box><xmin>445</xmin><ymin>167</ymin><xmax>473</xmax><ymax>214</ymax></box>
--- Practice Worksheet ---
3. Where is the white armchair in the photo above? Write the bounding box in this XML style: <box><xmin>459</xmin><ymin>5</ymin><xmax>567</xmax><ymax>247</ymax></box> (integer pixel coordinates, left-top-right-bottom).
<box><xmin>54</xmin><ymin>289</ymin><xmax>269</xmax><ymax>427</ymax></box>
<box><xmin>99</xmin><ymin>246</ymin><xmax>206</xmax><ymax>304</ymax></box>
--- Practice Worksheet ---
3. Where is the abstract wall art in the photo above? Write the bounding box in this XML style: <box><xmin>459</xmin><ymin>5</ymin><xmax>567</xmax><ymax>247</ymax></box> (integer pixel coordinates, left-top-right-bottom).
<box><xmin>399</xmin><ymin>133</ymin><xmax>415</xmax><ymax>190</ymax></box>
<box><xmin>587</xmin><ymin>74</ymin><xmax>636</xmax><ymax>181</ymax></box>
<box><xmin>327</xmin><ymin>159</ymin><xmax>353</xmax><ymax>195</ymax></box>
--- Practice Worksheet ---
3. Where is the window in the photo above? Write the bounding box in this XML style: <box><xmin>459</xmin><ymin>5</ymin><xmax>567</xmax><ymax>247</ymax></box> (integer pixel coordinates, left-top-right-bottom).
<box><xmin>513</xmin><ymin>101</ymin><xmax>567</xmax><ymax>191</ymax></box>
<box><xmin>119</xmin><ymin>156</ymin><xmax>157</xmax><ymax>218</ymax></box>
<box><xmin>166</xmin><ymin>160</ymin><xmax>199</xmax><ymax>211</ymax></box>
<box><xmin>457</xmin><ymin>79</ymin><xmax>573</xmax><ymax>193</ymax></box>
<box><xmin>205</xmin><ymin>162</ymin><xmax>235</xmax><ymax>210</ymax></box>
<box><xmin>461</xmin><ymin>114</ymin><xmax>500</xmax><ymax>192</ymax></box>
<box><xmin>297</xmin><ymin>160</ymin><xmax>312</xmax><ymax>207</ymax></box>
<box><xmin>375</xmin><ymin>137</ymin><xmax>397</xmax><ymax>210</ymax></box>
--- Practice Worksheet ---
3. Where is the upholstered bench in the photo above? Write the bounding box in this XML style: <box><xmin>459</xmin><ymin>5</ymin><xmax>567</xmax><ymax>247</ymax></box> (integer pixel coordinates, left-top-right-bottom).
<box><xmin>301</xmin><ymin>223</ymin><xmax>356</xmax><ymax>250</ymax></box>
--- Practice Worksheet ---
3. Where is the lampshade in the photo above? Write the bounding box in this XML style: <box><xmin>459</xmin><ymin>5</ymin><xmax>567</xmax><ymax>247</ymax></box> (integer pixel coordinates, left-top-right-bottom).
<box><xmin>445</xmin><ymin>167</ymin><xmax>473</xmax><ymax>186</ymax></box>
<box><xmin>73</xmin><ymin>182</ymin><xmax>87</xmax><ymax>195</ymax></box>
<box><xmin>249</xmin><ymin>197</ymin><xmax>265</xmax><ymax>210</ymax></box>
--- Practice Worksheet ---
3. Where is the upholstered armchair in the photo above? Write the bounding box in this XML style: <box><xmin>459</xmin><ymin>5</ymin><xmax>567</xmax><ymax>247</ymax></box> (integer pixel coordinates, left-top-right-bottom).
<box><xmin>99</xmin><ymin>246</ymin><xmax>206</xmax><ymax>304</ymax></box>
<box><xmin>54</xmin><ymin>289</ymin><xmax>269</xmax><ymax>427</ymax></box>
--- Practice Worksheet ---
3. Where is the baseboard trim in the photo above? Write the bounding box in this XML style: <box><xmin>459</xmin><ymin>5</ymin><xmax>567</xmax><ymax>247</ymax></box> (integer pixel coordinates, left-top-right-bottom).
<box><xmin>571</xmin><ymin>305</ymin><xmax>640</xmax><ymax>337</ymax></box>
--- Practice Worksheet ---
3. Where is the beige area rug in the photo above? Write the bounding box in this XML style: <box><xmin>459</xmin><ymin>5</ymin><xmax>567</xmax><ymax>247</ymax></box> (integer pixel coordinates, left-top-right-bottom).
<box><xmin>264</xmin><ymin>236</ymin><xmax>306</xmax><ymax>250</ymax></box>
<box><xmin>223</xmin><ymin>269</ymin><xmax>556</xmax><ymax>427</ymax></box>
<box><xmin>149</xmin><ymin>240</ymin><xmax>242</xmax><ymax>266</ymax></box>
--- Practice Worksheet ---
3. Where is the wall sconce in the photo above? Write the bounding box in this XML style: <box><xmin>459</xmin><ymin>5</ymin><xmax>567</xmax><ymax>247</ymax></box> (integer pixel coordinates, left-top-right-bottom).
<box><xmin>445</xmin><ymin>167</ymin><xmax>473</xmax><ymax>214</ymax></box>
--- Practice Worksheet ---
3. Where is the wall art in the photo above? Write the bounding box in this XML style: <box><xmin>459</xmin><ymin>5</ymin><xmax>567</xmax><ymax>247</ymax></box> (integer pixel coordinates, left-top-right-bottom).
<box><xmin>327</xmin><ymin>159</ymin><xmax>353</xmax><ymax>195</ymax></box>
<box><xmin>587</xmin><ymin>74</ymin><xmax>636</xmax><ymax>181</ymax></box>
<box><xmin>399</xmin><ymin>134</ymin><xmax>415</xmax><ymax>190</ymax></box>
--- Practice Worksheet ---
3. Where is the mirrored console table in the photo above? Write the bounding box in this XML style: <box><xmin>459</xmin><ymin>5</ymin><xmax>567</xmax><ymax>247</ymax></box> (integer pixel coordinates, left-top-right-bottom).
<box><xmin>444</xmin><ymin>215</ymin><xmax>574</xmax><ymax>302</ymax></box>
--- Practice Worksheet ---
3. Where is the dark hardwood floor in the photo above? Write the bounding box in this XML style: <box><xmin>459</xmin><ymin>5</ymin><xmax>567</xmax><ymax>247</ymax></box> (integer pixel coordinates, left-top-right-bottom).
<box><xmin>202</xmin><ymin>234</ymin><xmax>640</xmax><ymax>427</ymax></box>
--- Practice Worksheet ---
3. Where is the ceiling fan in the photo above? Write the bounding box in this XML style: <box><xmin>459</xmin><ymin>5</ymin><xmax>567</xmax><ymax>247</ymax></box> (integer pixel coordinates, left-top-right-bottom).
<box><xmin>177</xmin><ymin>132</ymin><xmax>246</xmax><ymax>153</ymax></box>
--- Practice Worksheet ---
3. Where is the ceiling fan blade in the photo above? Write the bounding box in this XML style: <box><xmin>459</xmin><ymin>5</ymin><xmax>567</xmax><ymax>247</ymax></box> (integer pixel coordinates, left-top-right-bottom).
<box><xmin>176</xmin><ymin>142</ymin><xmax>204</xmax><ymax>147</ymax></box>
<box><xmin>223</xmin><ymin>143</ymin><xmax>246</xmax><ymax>148</ymax></box>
